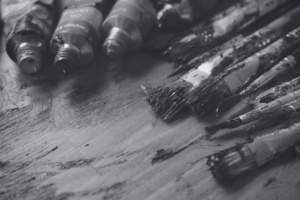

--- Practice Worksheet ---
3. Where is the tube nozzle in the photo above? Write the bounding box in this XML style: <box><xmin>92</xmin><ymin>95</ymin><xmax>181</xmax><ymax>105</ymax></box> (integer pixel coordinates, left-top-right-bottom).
<box><xmin>17</xmin><ymin>44</ymin><xmax>42</xmax><ymax>74</ymax></box>
<box><xmin>54</xmin><ymin>46</ymin><xmax>80</xmax><ymax>75</ymax></box>
<box><xmin>103</xmin><ymin>27</ymin><xmax>130</xmax><ymax>59</ymax></box>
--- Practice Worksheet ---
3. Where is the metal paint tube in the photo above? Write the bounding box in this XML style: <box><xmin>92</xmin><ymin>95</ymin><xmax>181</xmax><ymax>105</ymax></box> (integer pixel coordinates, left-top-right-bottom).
<box><xmin>50</xmin><ymin>0</ymin><xmax>106</xmax><ymax>74</ymax></box>
<box><xmin>4</xmin><ymin>0</ymin><xmax>55</xmax><ymax>74</ymax></box>
<box><xmin>102</xmin><ymin>0</ymin><xmax>156</xmax><ymax>59</ymax></box>
<box><xmin>156</xmin><ymin>0</ymin><xmax>219</xmax><ymax>29</ymax></box>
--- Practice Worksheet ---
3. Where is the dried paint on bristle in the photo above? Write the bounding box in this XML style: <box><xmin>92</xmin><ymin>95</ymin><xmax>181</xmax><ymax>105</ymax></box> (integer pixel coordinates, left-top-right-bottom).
<box><xmin>186</xmin><ymin>76</ymin><xmax>232</xmax><ymax>117</ymax></box>
<box><xmin>205</xmin><ymin>118</ymin><xmax>242</xmax><ymax>135</ymax></box>
<box><xmin>206</xmin><ymin>144</ymin><xmax>258</xmax><ymax>181</ymax></box>
<box><xmin>145</xmin><ymin>83</ymin><xmax>190</xmax><ymax>122</ymax></box>
<box><xmin>164</xmin><ymin>26</ymin><xmax>217</xmax><ymax>64</ymax></box>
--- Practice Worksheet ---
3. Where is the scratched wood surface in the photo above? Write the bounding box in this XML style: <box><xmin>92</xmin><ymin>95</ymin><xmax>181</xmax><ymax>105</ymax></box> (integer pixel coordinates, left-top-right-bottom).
<box><xmin>1</xmin><ymin>2</ymin><xmax>300</xmax><ymax>200</ymax></box>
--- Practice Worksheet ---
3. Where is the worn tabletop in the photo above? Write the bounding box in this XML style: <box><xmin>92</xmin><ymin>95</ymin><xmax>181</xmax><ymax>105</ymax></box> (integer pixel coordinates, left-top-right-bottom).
<box><xmin>1</xmin><ymin>3</ymin><xmax>300</xmax><ymax>200</ymax></box>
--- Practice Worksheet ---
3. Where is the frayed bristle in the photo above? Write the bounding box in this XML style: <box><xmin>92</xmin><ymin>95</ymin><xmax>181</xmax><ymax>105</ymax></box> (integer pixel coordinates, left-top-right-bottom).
<box><xmin>145</xmin><ymin>83</ymin><xmax>191</xmax><ymax>122</ymax></box>
<box><xmin>186</xmin><ymin>76</ymin><xmax>232</xmax><ymax>118</ymax></box>
<box><xmin>216</xmin><ymin>94</ymin><xmax>242</xmax><ymax>116</ymax></box>
<box><xmin>206</xmin><ymin>144</ymin><xmax>258</xmax><ymax>181</ymax></box>
<box><xmin>205</xmin><ymin>118</ymin><xmax>243</xmax><ymax>135</ymax></box>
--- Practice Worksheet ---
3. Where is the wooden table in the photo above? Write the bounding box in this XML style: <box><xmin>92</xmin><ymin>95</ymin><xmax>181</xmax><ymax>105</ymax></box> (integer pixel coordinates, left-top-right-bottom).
<box><xmin>1</xmin><ymin>3</ymin><xmax>300</xmax><ymax>200</ymax></box>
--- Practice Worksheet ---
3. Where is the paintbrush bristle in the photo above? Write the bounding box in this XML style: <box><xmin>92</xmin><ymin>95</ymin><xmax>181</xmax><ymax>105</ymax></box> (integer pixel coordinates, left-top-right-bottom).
<box><xmin>216</xmin><ymin>94</ymin><xmax>242</xmax><ymax>116</ymax></box>
<box><xmin>205</xmin><ymin>118</ymin><xmax>243</xmax><ymax>135</ymax></box>
<box><xmin>186</xmin><ymin>76</ymin><xmax>232</xmax><ymax>117</ymax></box>
<box><xmin>206</xmin><ymin>144</ymin><xmax>258</xmax><ymax>181</ymax></box>
<box><xmin>145</xmin><ymin>83</ymin><xmax>190</xmax><ymax>122</ymax></box>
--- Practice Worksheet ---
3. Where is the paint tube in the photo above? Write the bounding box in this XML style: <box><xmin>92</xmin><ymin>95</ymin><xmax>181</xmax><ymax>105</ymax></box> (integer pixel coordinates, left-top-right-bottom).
<box><xmin>50</xmin><ymin>0</ymin><xmax>110</xmax><ymax>74</ymax></box>
<box><xmin>102</xmin><ymin>0</ymin><xmax>156</xmax><ymax>59</ymax></box>
<box><xmin>4</xmin><ymin>0</ymin><xmax>55</xmax><ymax>74</ymax></box>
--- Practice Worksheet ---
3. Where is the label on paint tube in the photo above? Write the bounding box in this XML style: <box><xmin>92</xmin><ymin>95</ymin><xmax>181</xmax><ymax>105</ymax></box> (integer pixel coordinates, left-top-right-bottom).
<box><xmin>54</xmin><ymin>6</ymin><xmax>102</xmax><ymax>49</ymax></box>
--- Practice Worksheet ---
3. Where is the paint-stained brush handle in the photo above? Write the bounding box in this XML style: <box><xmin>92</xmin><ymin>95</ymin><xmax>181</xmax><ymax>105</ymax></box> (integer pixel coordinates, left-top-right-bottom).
<box><xmin>207</xmin><ymin>121</ymin><xmax>300</xmax><ymax>181</ymax></box>
<box><xmin>221</xmin><ymin>25</ymin><xmax>300</xmax><ymax>94</ymax></box>
<box><xmin>169</xmin><ymin>34</ymin><xmax>244</xmax><ymax>77</ymax></box>
<box><xmin>251</xmin><ymin>76</ymin><xmax>300</xmax><ymax>108</ymax></box>
<box><xmin>201</xmin><ymin>5</ymin><xmax>300</xmax><ymax>77</ymax></box>
<box><xmin>164</xmin><ymin>0</ymin><xmax>293</xmax><ymax>63</ymax></box>
<box><xmin>216</xmin><ymin>47</ymin><xmax>300</xmax><ymax>116</ymax></box>
<box><xmin>240</xmin><ymin>89</ymin><xmax>300</xmax><ymax>124</ymax></box>
<box><xmin>248</xmin><ymin>121</ymin><xmax>300</xmax><ymax>166</ymax></box>
<box><xmin>240</xmin><ymin>47</ymin><xmax>300</xmax><ymax>97</ymax></box>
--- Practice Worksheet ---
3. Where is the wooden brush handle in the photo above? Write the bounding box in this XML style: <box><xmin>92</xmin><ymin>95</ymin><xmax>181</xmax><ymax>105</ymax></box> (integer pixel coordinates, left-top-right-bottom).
<box><xmin>241</xmin><ymin>47</ymin><xmax>300</xmax><ymax>96</ymax></box>
<box><xmin>203</xmin><ymin>4</ymin><xmax>300</xmax><ymax>78</ymax></box>
<box><xmin>222</xmin><ymin>25</ymin><xmax>300</xmax><ymax>94</ymax></box>
<box><xmin>251</xmin><ymin>76</ymin><xmax>300</xmax><ymax>108</ymax></box>
<box><xmin>241</xmin><ymin>89</ymin><xmax>300</xmax><ymax>124</ymax></box>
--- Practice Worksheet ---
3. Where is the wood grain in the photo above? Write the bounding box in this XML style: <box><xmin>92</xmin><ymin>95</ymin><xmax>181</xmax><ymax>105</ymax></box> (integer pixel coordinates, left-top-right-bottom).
<box><xmin>1</xmin><ymin>3</ymin><xmax>300</xmax><ymax>200</ymax></box>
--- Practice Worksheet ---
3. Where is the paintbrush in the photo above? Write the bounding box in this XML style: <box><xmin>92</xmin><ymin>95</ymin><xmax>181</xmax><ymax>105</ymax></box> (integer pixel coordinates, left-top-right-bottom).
<box><xmin>161</xmin><ymin>0</ymin><xmax>252</xmax><ymax>62</ymax></box>
<box><xmin>186</xmin><ymin>25</ymin><xmax>300</xmax><ymax>118</ymax></box>
<box><xmin>216</xmin><ymin>47</ymin><xmax>300</xmax><ymax>115</ymax></box>
<box><xmin>250</xmin><ymin>76</ymin><xmax>300</xmax><ymax>109</ymax></box>
<box><xmin>201</xmin><ymin>4</ymin><xmax>300</xmax><ymax>78</ymax></box>
<box><xmin>246</xmin><ymin>101</ymin><xmax>300</xmax><ymax>134</ymax></box>
<box><xmin>146</xmin><ymin>9</ymin><xmax>300</xmax><ymax>121</ymax></box>
<box><xmin>164</xmin><ymin>0</ymin><xmax>246</xmax><ymax>48</ymax></box>
<box><xmin>206</xmin><ymin>121</ymin><xmax>300</xmax><ymax>181</ymax></box>
<box><xmin>164</xmin><ymin>0</ymin><xmax>292</xmax><ymax>64</ymax></box>
<box><xmin>146</xmin><ymin>1</ymin><xmax>300</xmax><ymax>122</ymax></box>
<box><xmin>168</xmin><ymin>1</ymin><xmax>300</xmax><ymax>77</ymax></box>
<box><xmin>168</xmin><ymin>34</ymin><xmax>244</xmax><ymax>77</ymax></box>
<box><xmin>176</xmin><ymin>3</ymin><xmax>300</xmax><ymax>78</ymax></box>
<box><xmin>146</xmin><ymin>25</ymin><xmax>300</xmax><ymax>122</ymax></box>
<box><xmin>205</xmin><ymin>89</ymin><xmax>300</xmax><ymax>134</ymax></box>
